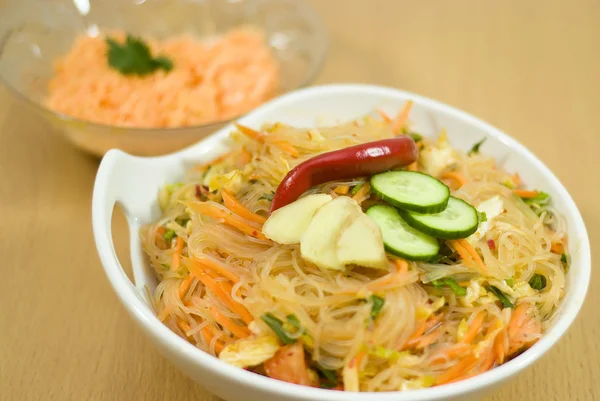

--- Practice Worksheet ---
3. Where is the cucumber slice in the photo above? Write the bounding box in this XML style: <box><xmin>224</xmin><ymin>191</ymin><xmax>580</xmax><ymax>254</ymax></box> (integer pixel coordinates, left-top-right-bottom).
<box><xmin>366</xmin><ymin>204</ymin><xmax>440</xmax><ymax>261</ymax></box>
<box><xmin>399</xmin><ymin>196</ymin><xmax>479</xmax><ymax>239</ymax></box>
<box><xmin>370</xmin><ymin>171</ymin><xmax>450</xmax><ymax>213</ymax></box>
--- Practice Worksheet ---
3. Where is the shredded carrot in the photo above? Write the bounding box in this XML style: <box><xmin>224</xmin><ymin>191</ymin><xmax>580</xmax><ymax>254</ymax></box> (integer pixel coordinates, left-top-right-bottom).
<box><xmin>551</xmin><ymin>241</ymin><xmax>565</xmax><ymax>254</ymax></box>
<box><xmin>391</xmin><ymin>100</ymin><xmax>414</xmax><ymax>134</ymax></box>
<box><xmin>208</xmin><ymin>306</ymin><xmax>251</xmax><ymax>338</ymax></box>
<box><xmin>460</xmin><ymin>310</ymin><xmax>486</xmax><ymax>344</ymax></box>
<box><xmin>394</xmin><ymin>259</ymin><xmax>409</xmax><ymax>274</ymax></box>
<box><xmin>222</xmin><ymin>190</ymin><xmax>266</xmax><ymax>224</ymax></box>
<box><xmin>171</xmin><ymin>237</ymin><xmax>184</xmax><ymax>271</ymax></box>
<box><xmin>430</xmin><ymin>344</ymin><xmax>471</xmax><ymax>365</ymax></box>
<box><xmin>190</xmin><ymin>265</ymin><xmax>253</xmax><ymax>325</ymax></box>
<box><xmin>414</xmin><ymin>327</ymin><xmax>443</xmax><ymax>349</ymax></box>
<box><xmin>450</xmin><ymin>239</ymin><xmax>488</xmax><ymax>275</ymax></box>
<box><xmin>407</xmin><ymin>162</ymin><xmax>418</xmax><ymax>171</ymax></box>
<box><xmin>184</xmin><ymin>256</ymin><xmax>240</xmax><ymax>284</ymax></box>
<box><xmin>238</xmin><ymin>148</ymin><xmax>252</xmax><ymax>166</ymax></box>
<box><xmin>440</xmin><ymin>171</ymin><xmax>467</xmax><ymax>188</ymax></box>
<box><xmin>272</xmin><ymin>140</ymin><xmax>300</xmax><ymax>157</ymax></box>
<box><xmin>189</xmin><ymin>201</ymin><xmax>267</xmax><ymax>240</ymax></box>
<box><xmin>513</xmin><ymin>189</ymin><xmax>539</xmax><ymax>198</ymax></box>
<box><xmin>494</xmin><ymin>330</ymin><xmax>506</xmax><ymax>364</ymax></box>
<box><xmin>179</xmin><ymin>274</ymin><xmax>194</xmax><ymax>299</ymax></box>
<box><xmin>479</xmin><ymin>347</ymin><xmax>497</xmax><ymax>372</ymax></box>
<box><xmin>404</xmin><ymin>313</ymin><xmax>444</xmax><ymax>349</ymax></box>
<box><xmin>512</xmin><ymin>173</ymin><xmax>521</xmax><ymax>186</ymax></box>
<box><xmin>334</xmin><ymin>185</ymin><xmax>350</xmax><ymax>195</ymax></box>
<box><xmin>376</xmin><ymin>108</ymin><xmax>392</xmax><ymax>124</ymax></box>
<box><xmin>177</xmin><ymin>318</ymin><xmax>193</xmax><ymax>337</ymax></box>
<box><xmin>351</xmin><ymin>182</ymin><xmax>371</xmax><ymax>202</ymax></box>
<box><xmin>436</xmin><ymin>353</ymin><xmax>479</xmax><ymax>385</ymax></box>
<box><xmin>508</xmin><ymin>302</ymin><xmax>529</xmax><ymax>336</ymax></box>
<box><xmin>200</xmin><ymin>326</ymin><xmax>226</xmax><ymax>354</ymax></box>
<box><xmin>235</xmin><ymin>124</ymin><xmax>299</xmax><ymax>156</ymax></box>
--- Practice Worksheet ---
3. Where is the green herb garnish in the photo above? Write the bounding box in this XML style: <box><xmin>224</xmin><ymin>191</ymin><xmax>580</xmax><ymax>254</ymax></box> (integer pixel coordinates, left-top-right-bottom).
<box><xmin>486</xmin><ymin>285</ymin><xmax>514</xmax><ymax>308</ymax></box>
<box><xmin>106</xmin><ymin>35</ymin><xmax>173</xmax><ymax>76</ymax></box>
<box><xmin>521</xmin><ymin>191</ymin><xmax>551</xmax><ymax>206</ymax></box>
<box><xmin>285</xmin><ymin>314</ymin><xmax>302</xmax><ymax>331</ymax></box>
<box><xmin>370</xmin><ymin>295</ymin><xmax>385</xmax><ymax>319</ymax></box>
<box><xmin>259</xmin><ymin>191</ymin><xmax>275</xmax><ymax>201</ymax></box>
<box><xmin>261</xmin><ymin>313</ymin><xmax>296</xmax><ymax>344</ymax></box>
<box><xmin>468</xmin><ymin>138</ymin><xmax>487</xmax><ymax>155</ymax></box>
<box><xmin>408</xmin><ymin>132</ymin><xmax>423</xmax><ymax>142</ymax></box>
<box><xmin>505</xmin><ymin>278</ymin><xmax>515</xmax><ymax>287</ymax></box>
<box><xmin>163</xmin><ymin>229</ymin><xmax>176</xmax><ymax>242</ymax></box>
<box><xmin>313</xmin><ymin>365</ymin><xmax>338</xmax><ymax>389</ymax></box>
<box><xmin>431</xmin><ymin>277</ymin><xmax>466</xmax><ymax>296</ymax></box>
<box><xmin>479</xmin><ymin>211</ymin><xmax>488</xmax><ymax>223</ymax></box>
<box><xmin>529</xmin><ymin>274</ymin><xmax>547</xmax><ymax>290</ymax></box>
<box><xmin>351</xmin><ymin>182</ymin><xmax>365</xmax><ymax>195</ymax></box>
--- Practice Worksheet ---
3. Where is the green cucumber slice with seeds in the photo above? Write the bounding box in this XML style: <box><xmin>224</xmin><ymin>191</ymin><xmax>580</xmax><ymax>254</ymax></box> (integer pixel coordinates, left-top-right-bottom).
<box><xmin>398</xmin><ymin>196</ymin><xmax>479</xmax><ymax>239</ymax></box>
<box><xmin>366</xmin><ymin>204</ymin><xmax>440</xmax><ymax>261</ymax></box>
<box><xmin>370</xmin><ymin>171</ymin><xmax>450</xmax><ymax>213</ymax></box>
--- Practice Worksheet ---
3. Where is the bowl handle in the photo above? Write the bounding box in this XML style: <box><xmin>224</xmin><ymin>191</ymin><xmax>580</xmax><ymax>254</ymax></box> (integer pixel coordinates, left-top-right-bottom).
<box><xmin>92</xmin><ymin>150</ymin><xmax>142</xmax><ymax>297</ymax></box>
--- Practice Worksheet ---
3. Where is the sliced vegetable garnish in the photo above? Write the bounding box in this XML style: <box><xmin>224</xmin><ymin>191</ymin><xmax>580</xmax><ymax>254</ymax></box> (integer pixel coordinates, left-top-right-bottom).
<box><xmin>271</xmin><ymin>137</ymin><xmax>418</xmax><ymax>212</ymax></box>
<box><xmin>528</xmin><ymin>274</ymin><xmax>547</xmax><ymax>290</ymax></box>
<box><xmin>399</xmin><ymin>197</ymin><xmax>479</xmax><ymax>239</ymax></box>
<box><xmin>261</xmin><ymin>313</ymin><xmax>296</xmax><ymax>344</ymax></box>
<box><xmin>370</xmin><ymin>171</ymin><xmax>450</xmax><ymax>214</ymax></box>
<box><xmin>286</xmin><ymin>314</ymin><xmax>302</xmax><ymax>331</ymax></box>
<box><xmin>106</xmin><ymin>35</ymin><xmax>173</xmax><ymax>76</ymax></box>
<box><xmin>467</xmin><ymin>137</ymin><xmax>487</xmax><ymax>155</ymax></box>
<box><xmin>366</xmin><ymin>204</ymin><xmax>440</xmax><ymax>261</ymax></box>
<box><xmin>486</xmin><ymin>286</ymin><xmax>514</xmax><ymax>308</ymax></box>
<box><xmin>431</xmin><ymin>277</ymin><xmax>466</xmax><ymax>296</ymax></box>
<box><xmin>370</xmin><ymin>295</ymin><xmax>385</xmax><ymax>319</ymax></box>
<box><xmin>520</xmin><ymin>191</ymin><xmax>551</xmax><ymax>205</ymax></box>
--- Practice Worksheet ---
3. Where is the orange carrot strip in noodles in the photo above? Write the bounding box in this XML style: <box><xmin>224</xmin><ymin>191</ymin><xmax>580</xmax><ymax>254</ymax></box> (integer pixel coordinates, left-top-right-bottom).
<box><xmin>450</xmin><ymin>239</ymin><xmax>488</xmax><ymax>275</ymax></box>
<box><xmin>238</xmin><ymin>148</ymin><xmax>252</xmax><ymax>165</ymax></box>
<box><xmin>436</xmin><ymin>353</ymin><xmax>479</xmax><ymax>385</ymax></box>
<box><xmin>177</xmin><ymin>318</ymin><xmax>194</xmax><ymax>341</ymax></box>
<box><xmin>508</xmin><ymin>302</ymin><xmax>530</xmax><ymax>335</ymax></box>
<box><xmin>430</xmin><ymin>344</ymin><xmax>471</xmax><ymax>365</ymax></box>
<box><xmin>391</xmin><ymin>100</ymin><xmax>414</xmax><ymax>134</ymax></box>
<box><xmin>407</xmin><ymin>162</ymin><xmax>418</xmax><ymax>171</ymax></box>
<box><xmin>405</xmin><ymin>313</ymin><xmax>444</xmax><ymax>348</ymax></box>
<box><xmin>222</xmin><ymin>190</ymin><xmax>266</xmax><ymax>224</ymax></box>
<box><xmin>440</xmin><ymin>171</ymin><xmax>467</xmax><ymax>188</ymax></box>
<box><xmin>414</xmin><ymin>327</ymin><xmax>443</xmax><ymax>349</ymax></box>
<box><xmin>479</xmin><ymin>347</ymin><xmax>497</xmax><ymax>372</ymax></box>
<box><xmin>186</xmin><ymin>261</ymin><xmax>253</xmax><ymax>324</ymax></box>
<box><xmin>394</xmin><ymin>259</ymin><xmax>409</xmax><ymax>274</ymax></box>
<box><xmin>334</xmin><ymin>185</ymin><xmax>350</xmax><ymax>195</ymax></box>
<box><xmin>179</xmin><ymin>274</ymin><xmax>194</xmax><ymax>299</ymax></box>
<box><xmin>208</xmin><ymin>306</ymin><xmax>251</xmax><ymax>338</ymax></box>
<box><xmin>513</xmin><ymin>189</ymin><xmax>539</xmax><ymax>198</ymax></box>
<box><xmin>189</xmin><ymin>202</ymin><xmax>267</xmax><ymax>240</ymax></box>
<box><xmin>512</xmin><ymin>173</ymin><xmax>521</xmax><ymax>186</ymax></box>
<box><xmin>184</xmin><ymin>256</ymin><xmax>240</xmax><ymax>284</ymax></box>
<box><xmin>235</xmin><ymin>124</ymin><xmax>298</xmax><ymax>156</ymax></box>
<box><xmin>201</xmin><ymin>326</ymin><xmax>226</xmax><ymax>354</ymax></box>
<box><xmin>460</xmin><ymin>311</ymin><xmax>486</xmax><ymax>344</ymax></box>
<box><xmin>551</xmin><ymin>242</ymin><xmax>565</xmax><ymax>254</ymax></box>
<box><xmin>376</xmin><ymin>108</ymin><xmax>392</xmax><ymax>124</ymax></box>
<box><xmin>494</xmin><ymin>330</ymin><xmax>506</xmax><ymax>364</ymax></box>
<box><xmin>171</xmin><ymin>237</ymin><xmax>184</xmax><ymax>271</ymax></box>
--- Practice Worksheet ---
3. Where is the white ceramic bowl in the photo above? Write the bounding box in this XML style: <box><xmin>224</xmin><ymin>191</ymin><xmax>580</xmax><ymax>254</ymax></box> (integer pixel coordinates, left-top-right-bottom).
<box><xmin>92</xmin><ymin>84</ymin><xmax>590</xmax><ymax>401</ymax></box>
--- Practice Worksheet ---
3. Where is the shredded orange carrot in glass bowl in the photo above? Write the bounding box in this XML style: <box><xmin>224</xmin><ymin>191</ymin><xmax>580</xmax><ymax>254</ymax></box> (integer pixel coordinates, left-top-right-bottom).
<box><xmin>45</xmin><ymin>27</ymin><xmax>279</xmax><ymax>128</ymax></box>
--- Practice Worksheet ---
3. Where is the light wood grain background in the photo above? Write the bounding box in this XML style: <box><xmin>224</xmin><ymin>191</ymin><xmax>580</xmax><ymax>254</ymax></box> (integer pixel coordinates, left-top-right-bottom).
<box><xmin>1</xmin><ymin>0</ymin><xmax>598</xmax><ymax>400</ymax></box>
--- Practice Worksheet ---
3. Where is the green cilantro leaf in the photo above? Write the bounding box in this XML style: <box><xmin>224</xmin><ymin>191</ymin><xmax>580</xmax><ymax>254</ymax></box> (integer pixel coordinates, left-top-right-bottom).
<box><xmin>468</xmin><ymin>138</ymin><xmax>487</xmax><ymax>155</ymax></box>
<box><xmin>529</xmin><ymin>274</ymin><xmax>547</xmax><ymax>290</ymax></box>
<box><xmin>431</xmin><ymin>277</ymin><xmax>466</xmax><ymax>296</ymax></box>
<box><xmin>106</xmin><ymin>35</ymin><xmax>173</xmax><ymax>76</ymax></box>
<box><xmin>370</xmin><ymin>295</ymin><xmax>385</xmax><ymax>319</ymax></box>
<box><xmin>486</xmin><ymin>285</ymin><xmax>514</xmax><ymax>308</ymax></box>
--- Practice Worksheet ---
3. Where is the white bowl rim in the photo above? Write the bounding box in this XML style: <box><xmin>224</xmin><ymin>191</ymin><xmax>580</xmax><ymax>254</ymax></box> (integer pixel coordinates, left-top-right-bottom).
<box><xmin>92</xmin><ymin>83</ymin><xmax>591</xmax><ymax>401</ymax></box>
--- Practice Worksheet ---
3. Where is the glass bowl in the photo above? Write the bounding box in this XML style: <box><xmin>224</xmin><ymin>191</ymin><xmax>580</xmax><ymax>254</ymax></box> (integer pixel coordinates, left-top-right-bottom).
<box><xmin>0</xmin><ymin>0</ymin><xmax>327</xmax><ymax>157</ymax></box>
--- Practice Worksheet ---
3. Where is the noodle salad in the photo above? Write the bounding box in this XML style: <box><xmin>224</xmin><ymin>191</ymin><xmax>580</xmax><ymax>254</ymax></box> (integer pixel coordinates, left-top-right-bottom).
<box><xmin>141</xmin><ymin>102</ymin><xmax>568</xmax><ymax>392</ymax></box>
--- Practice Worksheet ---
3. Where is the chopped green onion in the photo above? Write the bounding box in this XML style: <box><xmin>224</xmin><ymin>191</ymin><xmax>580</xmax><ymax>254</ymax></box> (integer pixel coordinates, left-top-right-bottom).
<box><xmin>351</xmin><ymin>182</ymin><xmax>365</xmax><ymax>195</ymax></box>
<box><xmin>432</xmin><ymin>277</ymin><xmax>467</xmax><ymax>296</ymax></box>
<box><xmin>505</xmin><ymin>278</ymin><xmax>515</xmax><ymax>287</ymax></box>
<box><xmin>408</xmin><ymin>132</ymin><xmax>423</xmax><ymax>142</ymax></box>
<box><xmin>286</xmin><ymin>314</ymin><xmax>302</xmax><ymax>331</ymax></box>
<box><xmin>479</xmin><ymin>211</ymin><xmax>488</xmax><ymax>223</ymax></box>
<box><xmin>468</xmin><ymin>138</ymin><xmax>487</xmax><ymax>155</ymax></box>
<box><xmin>370</xmin><ymin>295</ymin><xmax>385</xmax><ymax>319</ymax></box>
<box><xmin>313</xmin><ymin>365</ymin><xmax>338</xmax><ymax>388</ymax></box>
<box><xmin>521</xmin><ymin>191</ymin><xmax>551</xmax><ymax>206</ymax></box>
<box><xmin>501</xmin><ymin>179</ymin><xmax>517</xmax><ymax>189</ymax></box>
<box><xmin>486</xmin><ymin>285</ymin><xmax>514</xmax><ymax>308</ymax></box>
<box><xmin>163</xmin><ymin>229</ymin><xmax>176</xmax><ymax>242</ymax></box>
<box><xmin>561</xmin><ymin>253</ymin><xmax>568</xmax><ymax>263</ymax></box>
<box><xmin>368</xmin><ymin>345</ymin><xmax>408</xmax><ymax>361</ymax></box>
<box><xmin>261</xmin><ymin>313</ymin><xmax>296</xmax><ymax>344</ymax></box>
<box><xmin>528</xmin><ymin>274</ymin><xmax>547</xmax><ymax>290</ymax></box>
<box><xmin>259</xmin><ymin>192</ymin><xmax>275</xmax><ymax>201</ymax></box>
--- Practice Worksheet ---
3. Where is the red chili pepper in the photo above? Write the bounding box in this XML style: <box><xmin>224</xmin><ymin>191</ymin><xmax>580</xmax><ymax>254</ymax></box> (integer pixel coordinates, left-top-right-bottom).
<box><xmin>488</xmin><ymin>239</ymin><xmax>496</xmax><ymax>250</ymax></box>
<box><xmin>270</xmin><ymin>136</ymin><xmax>417</xmax><ymax>212</ymax></box>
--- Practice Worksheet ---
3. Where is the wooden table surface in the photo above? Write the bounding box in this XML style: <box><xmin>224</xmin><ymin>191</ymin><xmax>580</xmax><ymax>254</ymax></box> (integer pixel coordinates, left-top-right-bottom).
<box><xmin>1</xmin><ymin>0</ymin><xmax>598</xmax><ymax>400</ymax></box>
